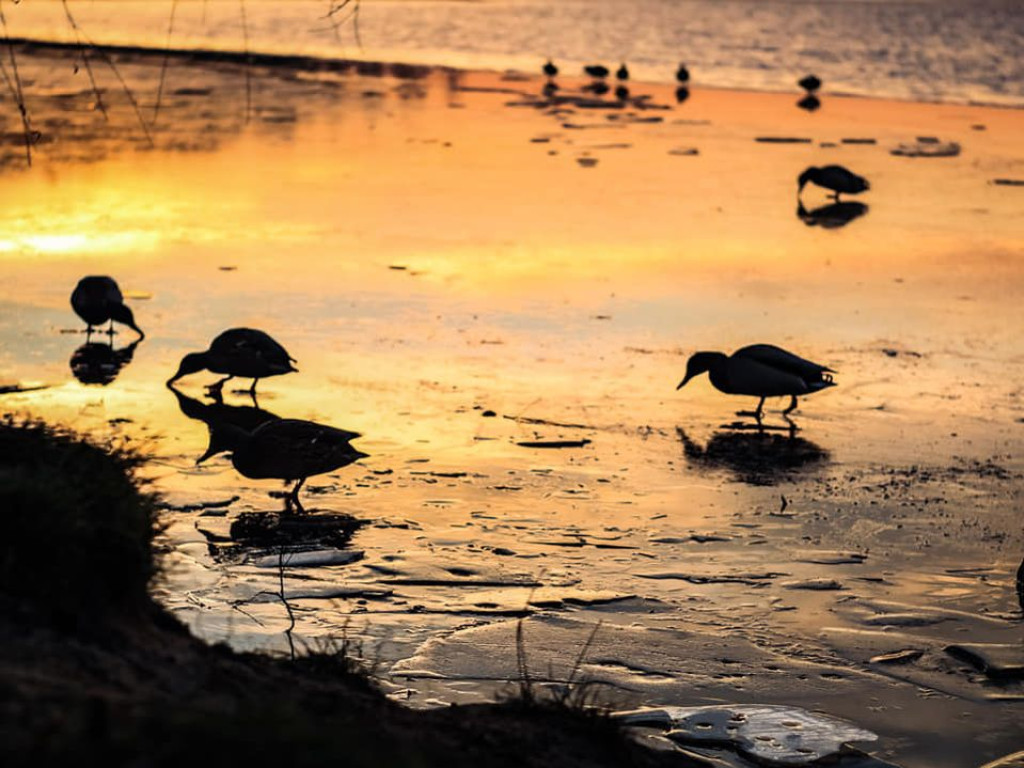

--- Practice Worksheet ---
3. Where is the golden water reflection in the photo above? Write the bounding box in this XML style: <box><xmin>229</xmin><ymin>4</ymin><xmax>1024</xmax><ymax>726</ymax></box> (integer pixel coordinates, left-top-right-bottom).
<box><xmin>1</xmin><ymin>52</ymin><xmax>1023</xmax><ymax>750</ymax></box>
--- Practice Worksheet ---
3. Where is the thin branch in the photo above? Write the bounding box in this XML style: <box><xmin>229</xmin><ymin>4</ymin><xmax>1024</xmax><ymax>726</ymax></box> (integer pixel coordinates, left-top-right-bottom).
<box><xmin>60</xmin><ymin>0</ymin><xmax>108</xmax><ymax>121</ymax></box>
<box><xmin>0</xmin><ymin>0</ymin><xmax>34</xmax><ymax>165</ymax></box>
<box><xmin>325</xmin><ymin>0</ymin><xmax>362</xmax><ymax>49</ymax></box>
<box><xmin>277</xmin><ymin>548</ymin><xmax>297</xmax><ymax>661</ymax></box>
<box><xmin>153</xmin><ymin>0</ymin><xmax>179</xmax><ymax>125</ymax></box>
<box><xmin>87</xmin><ymin>42</ymin><xmax>155</xmax><ymax>147</ymax></box>
<box><xmin>239</xmin><ymin>0</ymin><xmax>251</xmax><ymax>123</ymax></box>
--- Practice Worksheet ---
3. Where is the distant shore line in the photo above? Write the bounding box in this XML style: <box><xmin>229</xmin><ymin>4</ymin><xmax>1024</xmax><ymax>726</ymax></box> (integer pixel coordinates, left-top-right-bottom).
<box><xmin>6</xmin><ymin>36</ymin><xmax>1023</xmax><ymax>111</ymax></box>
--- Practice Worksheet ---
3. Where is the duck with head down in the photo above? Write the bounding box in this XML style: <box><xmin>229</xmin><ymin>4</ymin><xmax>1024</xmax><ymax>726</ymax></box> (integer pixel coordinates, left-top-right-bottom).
<box><xmin>70</xmin><ymin>276</ymin><xmax>145</xmax><ymax>339</ymax></box>
<box><xmin>167</xmin><ymin>327</ymin><xmax>297</xmax><ymax>400</ymax></box>
<box><xmin>797</xmin><ymin>165</ymin><xmax>869</xmax><ymax>201</ymax></box>
<box><xmin>677</xmin><ymin>344</ymin><xmax>837</xmax><ymax>420</ymax></box>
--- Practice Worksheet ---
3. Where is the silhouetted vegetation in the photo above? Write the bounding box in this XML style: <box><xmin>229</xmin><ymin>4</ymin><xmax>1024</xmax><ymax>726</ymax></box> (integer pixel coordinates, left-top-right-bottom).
<box><xmin>0</xmin><ymin>419</ymin><xmax>692</xmax><ymax>767</ymax></box>
<box><xmin>0</xmin><ymin>418</ymin><xmax>159</xmax><ymax>627</ymax></box>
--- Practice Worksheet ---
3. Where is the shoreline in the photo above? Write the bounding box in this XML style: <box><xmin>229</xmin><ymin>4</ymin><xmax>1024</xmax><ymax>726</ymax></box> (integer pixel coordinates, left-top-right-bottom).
<box><xmin>6</xmin><ymin>36</ymin><xmax>1024</xmax><ymax>112</ymax></box>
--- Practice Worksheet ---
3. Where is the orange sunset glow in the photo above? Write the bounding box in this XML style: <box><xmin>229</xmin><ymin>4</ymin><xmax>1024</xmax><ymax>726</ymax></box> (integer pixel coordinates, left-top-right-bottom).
<box><xmin>1</xmin><ymin>2</ymin><xmax>1022</xmax><ymax>767</ymax></box>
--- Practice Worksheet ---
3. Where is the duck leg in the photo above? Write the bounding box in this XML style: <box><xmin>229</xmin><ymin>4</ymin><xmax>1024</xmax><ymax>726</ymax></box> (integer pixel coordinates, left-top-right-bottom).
<box><xmin>206</xmin><ymin>375</ymin><xmax>234</xmax><ymax>395</ymax></box>
<box><xmin>286</xmin><ymin>477</ymin><xmax>307</xmax><ymax>515</ymax></box>
<box><xmin>248</xmin><ymin>378</ymin><xmax>261</xmax><ymax>406</ymax></box>
<box><xmin>783</xmin><ymin>395</ymin><xmax>799</xmax><ymax>415</ymax></box>
<box><xmin>107</xmin><ymin>320</ymin><xmax>116</xmax><ymax>336</ymax></box>
<box><xmin>737</xmin><ymin>396</ymin><xmax>766</xmax><ymax>420</ymax></box>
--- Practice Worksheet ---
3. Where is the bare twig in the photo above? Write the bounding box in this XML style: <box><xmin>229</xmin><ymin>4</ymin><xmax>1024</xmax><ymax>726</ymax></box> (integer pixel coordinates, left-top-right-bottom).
<box><xmin>277</xmin><ymin>548</ymin><xmax>297</xmax><ymax>660</ymax></box>
<box><xmin>153</xmin><ymin>0</ymin><xmax>179</xmax><ymax>125</ymax></box>
<box><xmin>60</xmin><ymin>0</ymin><xmax>109</xmax><ymax>121</ymax></box>
<box><xmin>239</xmin><ymin>0</ymin><xmax>251</xmax><ymax>123</ymax></box>
<box><xmin>514</xmin><ymin>617</ymin><xmax>534</xmax><ymax>704</ymax></box>
<box><xmin>0</xmin><ymin>0</ymin><xmax>34</xmax><ymax>165</ymax></box>
<box><xmin>87</xmin><ymin>42</ymin><xmax>155</xmax><ymax>147</ymax></box>
<box><xmin>325</xmin><ymin>0</ymin><xmax>362</xmax><ymax>49</ymax></box>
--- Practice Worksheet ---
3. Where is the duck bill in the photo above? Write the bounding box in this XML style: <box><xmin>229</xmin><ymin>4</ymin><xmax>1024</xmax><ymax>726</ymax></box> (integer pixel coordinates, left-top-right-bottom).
<box><xmin>676</xmin><ymin>373</ymin><xmax>694</xmax><ymax>390</ymax></box>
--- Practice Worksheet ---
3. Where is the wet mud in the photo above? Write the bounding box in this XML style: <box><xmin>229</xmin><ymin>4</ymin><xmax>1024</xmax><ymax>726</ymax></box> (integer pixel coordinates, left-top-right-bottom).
<box><xmin>1</xmin><ymin>45</ymin><xmax>1023</xmax><ymax>768</ymax></box>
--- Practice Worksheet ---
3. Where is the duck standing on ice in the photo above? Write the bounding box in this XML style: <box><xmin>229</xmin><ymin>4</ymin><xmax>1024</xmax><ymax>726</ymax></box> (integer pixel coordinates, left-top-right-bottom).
<box><xmin>70</xmin><ymin>276</ymin><xmax>145</xmax><ymax>339</ymax></box>
<box><xmin>202</xmin><ymin>417</ymin><xmax>367</xmax><ymax>514</ymax></box>
<box><xmin>798</xmin><ymin>165</ymin><xmax>869</xmax><ymax>201</ymax></box>
<box><xmin>167</xmin><ymin>327</ymin><xmax>297</xmax><ymax>400</ymax></box>
<box><xmin>676</xmin><ymin>344</ymin><xmax>836</xmax><ymax>420</ymax></box>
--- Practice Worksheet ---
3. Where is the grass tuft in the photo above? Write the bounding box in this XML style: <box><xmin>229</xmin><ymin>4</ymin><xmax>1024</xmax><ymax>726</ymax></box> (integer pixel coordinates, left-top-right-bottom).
<box><xmin>0</xmin><ymin>417</ymin><xmax>160</xmax><ymax>628</ymax></box>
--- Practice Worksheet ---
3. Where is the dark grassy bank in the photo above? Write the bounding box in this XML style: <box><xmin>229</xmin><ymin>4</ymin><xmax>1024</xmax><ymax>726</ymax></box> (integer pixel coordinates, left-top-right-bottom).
<box><xmin>0</xmin><ymin>418</ymin><xmax>692</xmax><ymax>767</ymax></box>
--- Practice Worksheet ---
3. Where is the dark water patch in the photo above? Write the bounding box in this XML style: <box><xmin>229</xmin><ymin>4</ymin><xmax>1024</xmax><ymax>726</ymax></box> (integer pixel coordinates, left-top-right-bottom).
<box><xmin>517</xmin><ymin>439</ymin><xmax>592</xmax><ymax>449</ymax></box>
<box><xmin>945</xmin><ymin>643</ymin><xmax>1024</xmax><ymax>680</ymax></box>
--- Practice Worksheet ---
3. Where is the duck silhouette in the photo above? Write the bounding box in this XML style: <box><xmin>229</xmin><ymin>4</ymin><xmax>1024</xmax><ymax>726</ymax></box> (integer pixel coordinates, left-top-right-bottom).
<box><xmin>798</xmin><ymin>165</ymin><xmax>869</xmax><ymax>201</ymax></box>
<box><xmin>616</xmin><ymin>63</ymin><xmax>629</xmax><ymax>81</ymax></box>
<box><xmin>797</xmin><ymin>200</ymin><xmax>868</xmax><ymax>229</ymax></box>
<box><xmin>798</xmin><ymin>74</ymin><xmax>822</xmax><ymax>92</ymax></box>
<box><xmin>216</xmin><ymin>418</ymin><xmax>366</xmax><ymax>514</ymax></box>
<box><xmin>70</xmin><ymin>276</ymin><xmax>145</xmax><ymax>339</ymax></box>
<box><xmin>543</xmin><ymin>59</ymin><xmax>558</xmax><ymax>78</ymax></box>
<box><xmin>677</xmin><ymin>344</ymin><xmax>836</xmax><ymax>420</ymax></box>
<box><xmin>167</xmin><ymin>328</ymin><xmax>297</xmax><ymax>400</ymax></box>
<box><xmin>70</xmin><ymin>338</ymin><xmax>141</xmax><ymax>386</ymax></box>
<box><xmin>584</xmin><ymin>64</ymin><xmax>610</xmax><ymax>79</ymax></box>
<box><xmin>675</xmin><ymin>63</ymin><xmax>690</xmax><ymax>83</ymax></box>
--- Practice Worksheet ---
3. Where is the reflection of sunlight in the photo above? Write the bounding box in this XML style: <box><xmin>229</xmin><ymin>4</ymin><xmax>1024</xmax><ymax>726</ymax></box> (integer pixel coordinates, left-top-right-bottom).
<box><xmin>0</xmin><ymin>231</ymin><xmax>161</xmax><ymax>257</ymax></box>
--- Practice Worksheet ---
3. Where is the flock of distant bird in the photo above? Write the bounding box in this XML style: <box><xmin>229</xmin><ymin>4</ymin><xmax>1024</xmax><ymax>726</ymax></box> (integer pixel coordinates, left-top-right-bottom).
<box><xmin>543</xmin><ymin>58</ymin><xmax>691</xmax><ymax>103</ymax></box>
<box><xmin>65</xmin><ymin>59</ymin><xmax>872</xmax><ymax>513</ymax></box>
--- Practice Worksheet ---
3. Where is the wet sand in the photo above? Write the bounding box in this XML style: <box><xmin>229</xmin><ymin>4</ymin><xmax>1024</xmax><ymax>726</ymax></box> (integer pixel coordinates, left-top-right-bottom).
<box><xmin>1</xmin><ymin>45</ymin><xmax>1023</xmax><ymax>767</ymax></box>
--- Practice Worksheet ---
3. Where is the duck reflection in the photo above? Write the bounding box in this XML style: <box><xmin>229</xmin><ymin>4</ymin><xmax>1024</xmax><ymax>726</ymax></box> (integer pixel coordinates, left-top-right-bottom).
<box><xmin>169</xmin><ymin>383</ymin><xmax>281</xmax><ymax>463</ymax></box>
<box><xmin>168</xmin><ymin>384</ymin><xmax>366</xmax><ymax>513</ymax></box>
<box><xmin>797</xmin><ymin>94</ymin><xmax>821</xmax><ymax>112</ymax></box>
<box><xmin>69</xmin><ymin>338</ymin><xmax>141</xmax><ymax>386</ymax></box>
<box><xmin>797</xmin><ymin>200</ymin><xmax>869</xmax><ymax>229</ymax></box>
<box><xmin>676</xmin><ymin>425</ymin><xmax>829</xmax><ymax>486</ymax></box>
<box><xmin>675</xmin><ymin>86</ymin><xmax>690</xmax><ymax>104</ymax></box>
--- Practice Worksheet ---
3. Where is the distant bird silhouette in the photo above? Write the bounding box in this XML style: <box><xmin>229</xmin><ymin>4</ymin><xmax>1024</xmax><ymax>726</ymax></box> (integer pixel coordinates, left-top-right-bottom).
<box><xmin>675</xmin><ymin>63</ymin><xmax>690</xmax><ymax>83</ymax></box>
<box><xmin>677</xmin><ymin>344</ymin><xmax>836</xmax><ymax>419</ymax></box>
<box><xmin>798</xmin><ymin>200</ymin><xmax>868</xmax><ymax>229</ymax></box>
<box><xmin>167</xmin><ymin>327</ymin><xmax>297</xmax><ymax>399</ymax></box>
<box><xmin>209</xmin><ymin>418</ymin><xmax>366</xmax><ymax>513</ymax></box>
<box><xmin>798</xmin><ymin>74</ymin><xmax>822</xmax><ymax>92</ymax></box>
<box><xmin>616</xmin><ymin>63</ymin><xmax>629</xmax><ymax>81</ymax></box>
<box><xmin>797</xmin><ymin>94</ymin><xmax>821</xmax><ymax>112</ymax></box>
<box><xmin>798</xmin><ymin>165</ymin><xmax>869</xmax><ymax>201</ymax></box>
<box><xmin>70</xmin><ymin>276</ymin><xmax>144</xmax><ymax>338</ymax></box>
<box><xmin>543</xmin><ymin>59</ymin><xmax>558</xmax><ymax>78</ymax></box>
<box><xmin>675</xmin><ymin>86</ymin><xmax>690</xmax><ymax>104</ymax></box>
<box><xmin>584</xmin><ymin>64</ymin><xmax>609</xmax><ymax>79</ymax></box>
